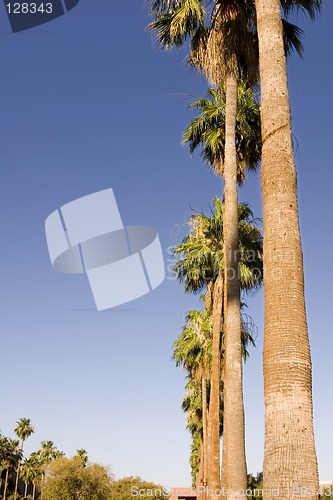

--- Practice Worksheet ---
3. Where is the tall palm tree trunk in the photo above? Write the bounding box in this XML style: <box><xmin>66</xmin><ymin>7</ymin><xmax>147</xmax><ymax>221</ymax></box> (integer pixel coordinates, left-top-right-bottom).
<box><xmin>2</xmin><ymin>470</ymin><xmax>9</xmax><ymax>500</ymax></box>
<box><xmin>220</xmin><ymin>73</ymin><xmax>247</xmax><ymax>500</ymax></box>
<box><xmin>14</xmin><ymin>440</ymin><xmax>23</xmax><ymax>500</ymax></box>
<box><xmin>208</xmin><ymin>271</ymin><xmax>223</xmax><ymax>499</ymax></box>
<box><xmin>197</xmin><ymin>443</ymin><xmax>204</xmax><ymax>497</ymax></box>
<box><xmin>254</xmin><ymin>1</ymin><xmax>318</xmax><ymax>498</ymax></box>
<box><xmin>14</xmin><ymin>465</ymin><xmax>20</xmax><ymax>499</ymax></box>
<box><xmin>202</xmin><ymin>375</ymin><xmax>209</xmax><ymax>491</ymax></box>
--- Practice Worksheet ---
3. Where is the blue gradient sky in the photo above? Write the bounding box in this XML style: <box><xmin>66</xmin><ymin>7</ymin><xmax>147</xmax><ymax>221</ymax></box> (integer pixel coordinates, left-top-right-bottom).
<box><xmin>0</xmin><ymin>0</ymin><xmax>332</xmax><ymax>488</ymax></box>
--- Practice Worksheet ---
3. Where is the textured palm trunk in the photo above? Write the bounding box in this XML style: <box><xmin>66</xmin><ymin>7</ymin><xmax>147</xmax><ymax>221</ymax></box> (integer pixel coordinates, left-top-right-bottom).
<box><xmin>197</xmin><ymin>443</ymin><xmax>204</xmax><ymax>497</ymax></box>
<box><xmin>14</xmin><ymin>464</ymin><xmax>20</xmax><ymax>500</ymax></box>
<box><xmin>3</xmin><ymin>469</ymin><xmax>9</xmax><ymax>500</ymax></box>
<box><xmin>255</xmin><ymin>1</ymin><xmax>318</xmax><ymax>498</ymax></box>
<box><xmin>14</xmin><ymin>439</ymin><xmax>24</xmax><ymax>500</ymax></box>
<box><xmin>220</xmin><ymin>72</ymin><xmax>247</xmax><ymax>500</ymax></box>
<box><xmin>206</xmin><ymin>393</ymin><xmax>212</xmax><ymax>491</ymax></box>
<box><xmin>208</xmin><ymin>271</ymin><xmax>223</xmax><ymax>499</ymax></box>
<box><xmin>14</xmin><ymin>468</ymin><xmax>19</xmax><ymax>499</ymax></box>
<box><xmin>32</xmin><ymin>482</ymin><xmax>36</xmax><ymax>500</ymax></box>
<box><xmin>202</xmin><ymin>375</ymin><xmax>209</xmax><ymax>491</ymax></box>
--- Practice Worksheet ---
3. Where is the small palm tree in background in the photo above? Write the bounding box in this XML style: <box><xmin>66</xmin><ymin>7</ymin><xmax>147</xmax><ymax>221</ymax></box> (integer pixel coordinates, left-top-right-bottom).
<box><xmin>38</xmin><ymin>440</ymin><xmax>59</xmax><ymax>465</ymax></box>
<box><xmin>38</xmin><ymin>440</ymin><xmax>64</xmax><ymax>493</ymax></box>
<box><xmin>1</xmin><ymin>438</ymin><xmax>22</xmax><ymax>500</ymax></box>
<box><xmin>182</xmin><ymin>375</ymin><xmax>212</xmax><ymax>490</ymax></box>
<box><xmin>13</xmin><ymin>418</ymin><xmax>34</xmax><ymax>500</ymax></box>
<box><xmin>173</xmin><ymin>307</ymin><xmax>212</xmax><ymax>490</ymax></box>
<box><xmin>27</xmin><ymin>452</ymin><xmax>42</xmax><ymax>500</ymax></box>
<box><xmin>20</xmin><ymin>458</ymin><xmax>35</xmax><ymax>499</ymax></box>
<box><xmin>174</xmin><ymin>299</ymin><xmax>257</xmax><ymax>490</ymax></box>
<box><xmin>0</xmin><ymin>435</ymin><xmax>6</xmax><ymax>491</ymax></box>
<box><xmin>75</xmin><ymin>449</ymin><xmax>88</xmax><ymax>467</ymax></box>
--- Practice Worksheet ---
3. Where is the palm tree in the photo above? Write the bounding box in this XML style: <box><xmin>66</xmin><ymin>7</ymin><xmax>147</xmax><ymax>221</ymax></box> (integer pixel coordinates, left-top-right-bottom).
<box><xmin>13</xmin><ymin>418</ymin><xmax>34</xmax><ymax>500</ymax></box>
<box><xmin>20</xmin><ymin>459</ymin><xmax>33</xmax><ymax>499</ymax></box>
<box><xmin>175</xmin><ymin>301</ymin><xmax>256</xmax><ymax>491</ymax></box>
<box><xmin>20</xmin><ymin>454</ymin><xmax>43</xmax><ymax>499</ymax></box>
<box><xmin>0</xmin><ymin>435</ymin><xmax>7</xmax><ymax>491</ymax></box>
<box><xmin>26</xmin><ymin>452</ymin><xmax>42</xmax><ymax>500</ymax></box>
<box><xmin>38</xmin><ymin>440</ymin><xmax>59</xmax><ymax>465</ymax></box>
<box><xmin>75</xmin><ymin>449</ymin><xmax>88</xmax><ymax>467</ymax></box>
<box><xmin>38</xmin><ymin>440</ymin><xmax>63</xmax><ymax>495</ymax></box>
<box><xmin>183</xmin><ymin>83</ymin><xmax>261</xmax><ymax>183</ymax></box>
<box><xmin>173</xmin><ymin>198</ymin><xmax>262</xmax><ymax>492</ymax></box>
<box><xmin>254</xmin><ymin>1</ymin><xmax>322</xmax><ymax>498</ymax></box>
<box><xmin>182</xmin><ymin>83</ymin><xmax>261</xmax><ymax>495</ymax></box>
<box><xmin>183</xmin><ymin>375</ymin><xmax>220</xmax><ymax>496</ymax></box>
<box><xmin>1</xmin><ymin>438</ymin><xmax>22</xmax><ymax>500</ymax></box>
<box><xmin>195</xmin><ymin>25</ymin><xmax>256</xmax><ymax>499</ymax></box>
<box><xmin>173</xmin><ymin>307</ymin><xmax>212</xmax><ymax>491</ymax></box>
<box><xmin>189</xmin><ymin>429</ymin><xmax>203</xmax><ymax>489</ymax></box>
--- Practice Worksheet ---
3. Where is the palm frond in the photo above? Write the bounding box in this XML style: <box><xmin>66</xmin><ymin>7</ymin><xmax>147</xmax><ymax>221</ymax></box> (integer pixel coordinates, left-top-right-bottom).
<box><xmin>148</xmin><ymin>0</ymin><xmax>205</xmax><ymax>48</ymax></box>
<box><xmin>280</xmin><ymin>0</ymin><xmax>323</xmax><ymax>20</ymax></box>
<box><xmin>282</xmin><ymin>19</ymin><xmax>304</xmax><ymax>58</ymax></box>
<box><xmin>183</xmin><ymin>83</ymin><xmax>261</xmax><ymax>182</ymax></box>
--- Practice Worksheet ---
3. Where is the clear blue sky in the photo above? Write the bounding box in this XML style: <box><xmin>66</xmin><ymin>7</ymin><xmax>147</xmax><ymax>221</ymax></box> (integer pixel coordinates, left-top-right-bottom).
<box><xmin>0</xmin><ymin>0</ymin><xmax>332</xmax><ymax>488</ymax></box>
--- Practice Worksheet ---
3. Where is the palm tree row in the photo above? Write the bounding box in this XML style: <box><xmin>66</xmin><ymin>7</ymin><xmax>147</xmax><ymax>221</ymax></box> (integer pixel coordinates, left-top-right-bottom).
<box><xmin>174</xmin><ymin>81</ymin><xmax>262</xmax><ymax>498</ymax></box>
<box><xmin>147</xmin><ymin>0</ymin><xmax>323</xmax><ymax>498</ymax></box>
<box><xmin>174</xmin><ymin>81</ymin><xmax>261</xmax><ymax>498</ymax></box>
<box><xmin>174</xmin><ymin>297</ymin><xmax>257</xmax><ymax>491</ymax></box>
<box><xmin>172</xmin><ymin>196</ymin><xmax>263</xmax><ymax>495</ymax></box>
<box><xmin>0</xmin><ymin>419</ymin><xmax>67</xmax><ymax>499</ymax></box>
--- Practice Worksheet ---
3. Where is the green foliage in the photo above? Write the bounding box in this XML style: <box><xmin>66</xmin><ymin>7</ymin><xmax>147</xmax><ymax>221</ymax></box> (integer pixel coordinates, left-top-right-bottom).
<box><xmin>14</xmin><ymin>418</ymin><xmax>34</xmax><ymax>444</ymax></box>
<box><xmin>321</xmin><ymin>486</ymin><xmax>333</xmax><ymax>500</ymax></box>
<box><xmin>110</xmin><ymin>476</ymin><xmax>169</xmax><ymax>500</ymax></box>
<box><xmin>0</xmin><ymin>437</ymin><xmax>22</xmax><ymax>473</ymax></box>
<box><xmin>173</xmin><ymin>198</ymin><xmax>263</xmax><ymax>294</ymax></box>
<box><xmin>147</xmin><ymin>0</ymin><xmax>204</xmax><ymax>49</ymax></box>
<box><xmin>172</xmin><ymin>198</ymin><xmax>262</xmax><ymax>481</ymax></box>
<box><xmin>147</xmin><ymin>0</ymin><xmax>322</xmax><ymax>80</ymax></box>
<box><xmin>247</xmin><ymin>472</ymin><xmax>263</xmax><ymax>500</ymax></box>
<box><xmin>75</xmin><ymin>449</ymin><xmax>89</xmax><ymax>467</ymax></box>
<box><xmin>189</xmin><ymin>433</ymin><xmax>201</xmax><ymax>488</ymax></box>
<box><xmin>38</xmin><ymin>440</ymin><xmax>63</xmax><ymax>467</ymax></box>
<box><xmin>173</xmin><ymin>308</ymin><xmax>212</xmax><ymax>376</ymax></box>
<box><xmin>20</xmin><ymin>455</ymin><xmax>40</xmax><ymax>487</ymax></box>
<box><xmin>41</xmin><ymin>456</ymin><xmax>113</xmax><ymax>500</ymax></box>
<box><xmin>183</xmin><ymin>83</ymin><xmax>261</xmax><ymax>183</ymax></box>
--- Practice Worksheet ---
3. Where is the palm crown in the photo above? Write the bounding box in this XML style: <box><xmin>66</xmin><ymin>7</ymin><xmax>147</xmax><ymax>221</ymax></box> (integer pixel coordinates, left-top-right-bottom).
<box><xmin>147</xmin><ymin>0</ymin><xmax>316</xmax><ymax>84</ymax></box>
<box><xmin>173</xmin><ymin>198</ymin><xmax>263</xmax><ymax>293</ymax></box>
<box><xmin>183</xmin><ymin>82</ymin><xmax>261</xmax><ymax>183</ymax></box>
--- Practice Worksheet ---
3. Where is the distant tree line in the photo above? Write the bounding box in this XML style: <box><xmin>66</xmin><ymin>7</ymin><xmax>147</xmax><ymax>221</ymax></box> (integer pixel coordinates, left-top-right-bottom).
<box><xmin>1</xmin><ymin>418</ymin><xmax>167</xmax><ymax>500</ymax></box>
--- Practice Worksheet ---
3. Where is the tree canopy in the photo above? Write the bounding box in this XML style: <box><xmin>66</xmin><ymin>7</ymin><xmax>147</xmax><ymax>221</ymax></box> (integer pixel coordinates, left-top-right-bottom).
<box><xmin>41</xmin><ymin>456</ymin><xmax>113</xmax><ymax>500</ymax></box>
